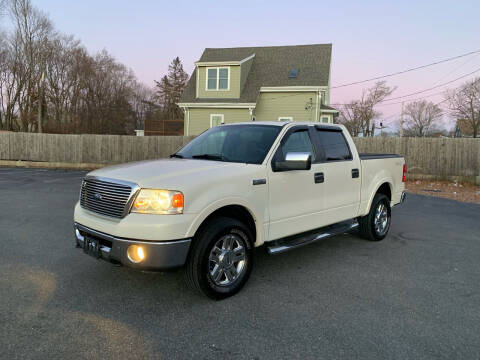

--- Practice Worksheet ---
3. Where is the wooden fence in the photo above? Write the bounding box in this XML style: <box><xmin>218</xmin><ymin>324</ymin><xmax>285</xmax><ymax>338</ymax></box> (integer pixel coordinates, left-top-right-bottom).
<box><xmin>0</xmin><ymin>132</ymin><xmax>194</xmax><ymax>164</ymax></box>
<box><xmin>353</xmin><ymin>137</ymin><xmax>480</xmax><ymax>181</ymax></box>
<box><xmin>0</xmin><ymin>132</ymin><xmax>479</xmax><ymax>182</ymax></box>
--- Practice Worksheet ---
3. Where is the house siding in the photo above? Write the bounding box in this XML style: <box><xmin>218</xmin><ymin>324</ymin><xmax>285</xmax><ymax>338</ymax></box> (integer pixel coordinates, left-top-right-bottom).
<box><xmin>254</xmin><ymin>91</ymin><xmax>320</xmax><ymax>122</ymax></box>
<box><xmin>197</xmin><ymin>65</ymin><xmax>241</xmax><ymax>99</ymax></box>
<box><xmin>185</xmin><ymin>108</ymin><xmax>251</xmax><ymax>135</ymax></box>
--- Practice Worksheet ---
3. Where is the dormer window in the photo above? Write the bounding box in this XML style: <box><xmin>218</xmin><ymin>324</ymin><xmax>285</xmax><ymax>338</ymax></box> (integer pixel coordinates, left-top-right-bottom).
<box><xmin>206</xmin><ymin>67</ymin><xmax>229</xmax><ymax>90</ymax></box>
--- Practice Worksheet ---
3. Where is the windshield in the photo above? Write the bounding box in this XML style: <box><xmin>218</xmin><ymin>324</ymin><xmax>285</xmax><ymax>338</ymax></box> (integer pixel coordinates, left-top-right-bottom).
<box><xmin>174</xmin><ymin>125</ymin><xmax>282</xmax><ymax>164</ymax></box>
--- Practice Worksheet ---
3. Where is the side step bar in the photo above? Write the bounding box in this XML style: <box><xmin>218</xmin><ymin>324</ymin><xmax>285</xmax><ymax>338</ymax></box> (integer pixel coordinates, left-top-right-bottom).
<box><xmin>267</xmin><ymin>220</ymin><xmax>359</xmax><ymax>255</ymax></box>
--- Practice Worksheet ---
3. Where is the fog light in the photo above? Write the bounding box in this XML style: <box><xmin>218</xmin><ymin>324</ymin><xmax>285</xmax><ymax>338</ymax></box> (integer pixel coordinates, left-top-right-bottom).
<box><xmin>127</xmin><ymin>245</ymin><xmax>145</xmax><ymax>263</ymax></box>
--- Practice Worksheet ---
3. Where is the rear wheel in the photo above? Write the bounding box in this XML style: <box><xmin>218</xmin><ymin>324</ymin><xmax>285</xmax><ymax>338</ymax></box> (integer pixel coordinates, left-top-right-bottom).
<box><xmin>184</xmin><ymin>217</ymin><xmax>253</xmax><ymax>300</ymax></box>
<box><xmin>358</xmin><ymin>194</ymin><xmax>391</xmax><ymax>241</ymax></box>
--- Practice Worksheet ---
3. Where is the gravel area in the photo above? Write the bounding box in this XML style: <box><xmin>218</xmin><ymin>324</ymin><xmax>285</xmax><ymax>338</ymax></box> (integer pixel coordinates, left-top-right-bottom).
<box><xmin>406</xmin><ymin>179</ymin><xmax>480</xmax><ymax>204</ymax></box>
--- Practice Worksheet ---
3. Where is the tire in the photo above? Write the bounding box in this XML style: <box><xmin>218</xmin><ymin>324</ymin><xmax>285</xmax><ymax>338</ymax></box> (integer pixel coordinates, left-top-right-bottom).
<box><xmin>358</xmin><ymin>194</ymin><xmax>391</xmax><ymax>241</ymax></box>
<box><xmin>184</xmin><ymin>217</ymin><xmax>254</xmax><ymax>300</ymax></box>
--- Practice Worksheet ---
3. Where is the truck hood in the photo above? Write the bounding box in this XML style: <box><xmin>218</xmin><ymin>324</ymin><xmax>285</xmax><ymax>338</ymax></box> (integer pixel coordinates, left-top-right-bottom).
<box><xmin>87</xmin><ymin>158</ymin><xmax>248</xmax><ymax>187</ymax></box>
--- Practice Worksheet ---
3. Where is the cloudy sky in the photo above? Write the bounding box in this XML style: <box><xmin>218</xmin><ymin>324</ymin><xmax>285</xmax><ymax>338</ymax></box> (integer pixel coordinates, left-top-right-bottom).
<box><xmin>29</xmin><ymin>0</ymin><xmax>480</xmax><ymax>129</ymax></box>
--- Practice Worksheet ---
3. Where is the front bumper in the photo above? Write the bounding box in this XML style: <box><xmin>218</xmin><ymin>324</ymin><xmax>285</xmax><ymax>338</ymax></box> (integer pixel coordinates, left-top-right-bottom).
<box><xmin>74</xmin><ymin>223</ymin><xmax>191</xmax><ymax>270</ymax></box>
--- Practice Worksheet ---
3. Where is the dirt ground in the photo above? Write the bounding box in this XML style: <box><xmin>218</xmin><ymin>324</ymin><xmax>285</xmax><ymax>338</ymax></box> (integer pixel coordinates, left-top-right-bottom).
<box><xmin>405</xmin><ymin>179</ymin><xmax>480</xmax><ymax>204</ymax></box>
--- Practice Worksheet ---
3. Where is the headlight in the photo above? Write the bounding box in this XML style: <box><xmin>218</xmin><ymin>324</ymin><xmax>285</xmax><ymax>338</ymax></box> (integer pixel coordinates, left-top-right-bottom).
<box><xmin>131</xmin><ymin>189</ymin><xmax>184</xmax><ymax>214</ymax></box>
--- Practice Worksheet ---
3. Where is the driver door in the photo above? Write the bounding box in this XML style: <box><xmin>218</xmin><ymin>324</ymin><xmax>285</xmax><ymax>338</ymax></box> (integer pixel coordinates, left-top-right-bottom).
<box><xmin>267</xmin><ymin>126</ymin><xmax>325</xmax><ymax>241</ymax></box>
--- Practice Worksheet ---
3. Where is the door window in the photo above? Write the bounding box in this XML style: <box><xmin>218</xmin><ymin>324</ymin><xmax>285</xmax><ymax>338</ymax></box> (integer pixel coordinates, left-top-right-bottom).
<box><xmin>316</xmin><ymin>130</ymin><xmax>352</xmax><ymax>161</ymax></box>
<box><xmin>280</xmin><ymin>130</ymin><xmax>315</xmax><ymax>160</ymax></box>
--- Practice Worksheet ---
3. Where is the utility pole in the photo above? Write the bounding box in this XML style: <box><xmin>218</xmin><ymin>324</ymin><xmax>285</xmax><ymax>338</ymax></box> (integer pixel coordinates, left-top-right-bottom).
<box><xmin>38</xmin><ymin>70</ymin><xmax>45</xmax><ymax>133</ymax></box>
<box><xmin>400</xmin><ymin>101</ymin><xmax>404</xmax><ymax>137</ymax></box>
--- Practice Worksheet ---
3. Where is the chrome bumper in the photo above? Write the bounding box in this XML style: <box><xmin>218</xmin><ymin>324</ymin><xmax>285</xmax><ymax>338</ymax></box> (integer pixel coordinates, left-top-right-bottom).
<box><xmin>74</xmin><ymin>223</ymin><xmax>191</xmax><ymax>270</ymax></box>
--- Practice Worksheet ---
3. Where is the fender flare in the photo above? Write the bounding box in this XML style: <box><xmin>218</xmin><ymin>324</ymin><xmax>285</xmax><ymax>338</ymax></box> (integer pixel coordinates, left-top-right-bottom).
<box><xmin>185</xmin><ymin>197</ymin><xmax>264</xmax><ymax>246</ymax></box>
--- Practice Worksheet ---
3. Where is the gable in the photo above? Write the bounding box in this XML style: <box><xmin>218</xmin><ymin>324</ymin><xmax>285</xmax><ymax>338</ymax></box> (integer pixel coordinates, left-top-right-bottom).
<box><xmin>179</xmin><ymin>44</ymin><xmax>332</xmax><ymax>104</ymax></box>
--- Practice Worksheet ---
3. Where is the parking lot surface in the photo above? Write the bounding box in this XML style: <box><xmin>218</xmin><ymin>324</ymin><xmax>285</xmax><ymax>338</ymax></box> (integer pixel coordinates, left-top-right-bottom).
<box><xmin>1</xmin><ymin>167</ymin><xmax>479</xmax><ymax>359</ymax></box>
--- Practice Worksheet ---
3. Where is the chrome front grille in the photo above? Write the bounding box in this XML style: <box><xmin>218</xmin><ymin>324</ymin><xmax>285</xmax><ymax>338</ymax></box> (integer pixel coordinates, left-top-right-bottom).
<box><xmin>80</xmin><ymin>177</ymin><xmax>136</xmax><ymax>218</ymax></box>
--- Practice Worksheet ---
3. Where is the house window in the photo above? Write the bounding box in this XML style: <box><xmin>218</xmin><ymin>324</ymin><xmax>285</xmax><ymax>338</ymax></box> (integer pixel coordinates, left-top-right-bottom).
<box><xmin>321</xmin><ymin>116</ymin><xmax>329</xmax><ymax>123</ymax></box>
<box><xmin>210</xmin><ymin>114</ymin><xmax>224</xmax><ymax>127</ymax></box>
<box><xmin>278</xmin><ymin>117</ymin><xmax>293</xmax><ymax>122</ymax></box>
<box><xmin>206</xmin><ymin>67</ymin><xmax>229</xmax><ymax>90</ymax></box>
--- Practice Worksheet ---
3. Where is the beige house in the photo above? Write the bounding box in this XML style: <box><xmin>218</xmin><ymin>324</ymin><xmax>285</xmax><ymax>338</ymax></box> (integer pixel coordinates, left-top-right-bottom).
<box><xmin>178</xmin><ymin>44</ymin><xmax>338</xmax><ymax>135</ymax></box>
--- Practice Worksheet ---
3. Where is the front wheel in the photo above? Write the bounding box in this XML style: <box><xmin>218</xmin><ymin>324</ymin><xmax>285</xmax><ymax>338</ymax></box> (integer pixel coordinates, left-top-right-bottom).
<box><xmin>184</xmin><ymin>217</ymin><xmax>254</xmax><ymax>300</ymax></box>
<box><xmin>358</xmin><ymin>194</ymin><xmax>391</xmax><ymax>241</ymax></box>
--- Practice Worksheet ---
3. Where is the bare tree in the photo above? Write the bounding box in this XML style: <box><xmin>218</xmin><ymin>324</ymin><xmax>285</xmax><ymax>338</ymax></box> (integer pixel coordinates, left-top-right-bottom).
<box><xmin>402</xmin><ymin>100</ymin><xmax>443</xmax><ymax>137</ymax></box>
<box><xmin>0</xmin><ymin>0</ymin><xmax>159</xmax><ymax>134</ymax></box>
<box><xmin>338</xmin><ymin>100</ymin><xmax>363</xmax><ymax>137</ymax></box>
<box><xmin>338</xmin><ymin>81</ymin><xmax>395</xmax><ymax>137</ymax></box>
<box><xmin>447</xmin><ymin>78</ymin><xmax>480</xmax><ymax>138</ymax></box>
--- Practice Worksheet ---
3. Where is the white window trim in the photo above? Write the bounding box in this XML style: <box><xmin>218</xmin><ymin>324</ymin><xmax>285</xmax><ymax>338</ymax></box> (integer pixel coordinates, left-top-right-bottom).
<box><xmin>210</xmin><ymin>114</ymin><xmax>224</xmax><ymax>127</ymax></box>
<box><xmin>205</xmin><ymin>67</ymin><xmax>230</xmax><ymax>91</ymax></box>
<box><xmin>278</xmin><ymin>116</ymin><xmax>293</xmax><ymax>122</ymax></box>
<box><xmin>321</xmin><ymin>116</ymin><xmax>330</xmax><ymax>124</ymax></box>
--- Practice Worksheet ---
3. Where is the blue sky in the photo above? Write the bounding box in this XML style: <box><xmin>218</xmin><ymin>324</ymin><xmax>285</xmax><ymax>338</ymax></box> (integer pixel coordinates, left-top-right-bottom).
<box><xmin>27</xmin><ymin>0</ymin><xmax>480</xmax><ymax>127</ymax></box>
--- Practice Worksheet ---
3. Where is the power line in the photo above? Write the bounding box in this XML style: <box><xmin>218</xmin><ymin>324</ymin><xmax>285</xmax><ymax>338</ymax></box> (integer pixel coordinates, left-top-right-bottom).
<box><xmin>330</xmin><ymin>49</ymin><xmax>480</xmax><ymax>89</ymax></box>
<box><xmin>431</xmin><ymin>53</ymin><xmax>480</xmax><ymax>87</ymax></box>
<box><xmin>331</xmin><ymin>67</ymin><xmax>480</xmax><ymax>107</ymax></box>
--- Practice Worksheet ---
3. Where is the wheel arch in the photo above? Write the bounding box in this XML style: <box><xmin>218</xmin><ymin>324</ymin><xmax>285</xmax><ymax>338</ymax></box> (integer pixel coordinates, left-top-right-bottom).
<box><xmin>186</xmin><ymin>200</ymin><xmax>262</xmax><ymax>247</ymax></box>
<box><xmin>366</xmin><ymin>180</ymin><xmax>393</xmax><ymax>214</ymax></box>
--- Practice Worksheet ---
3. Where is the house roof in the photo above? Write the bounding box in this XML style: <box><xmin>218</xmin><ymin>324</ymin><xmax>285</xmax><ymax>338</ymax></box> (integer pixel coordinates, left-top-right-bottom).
<box><xmin>321</xmin><ymin>104</ymin><xmax>338</xmax><ymax>112</ymax></box>
<box><xmin>179</xmin><ymin>44</ymin><xmax>332</xmax><ymax>104</ymax></box>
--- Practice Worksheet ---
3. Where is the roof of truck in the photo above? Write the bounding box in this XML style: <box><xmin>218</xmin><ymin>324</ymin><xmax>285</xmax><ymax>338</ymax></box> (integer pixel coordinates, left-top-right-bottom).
<box><xmin>223</xmin><ymin>121</ymin><xmax>343</xmax><ymax>129</ymax></box>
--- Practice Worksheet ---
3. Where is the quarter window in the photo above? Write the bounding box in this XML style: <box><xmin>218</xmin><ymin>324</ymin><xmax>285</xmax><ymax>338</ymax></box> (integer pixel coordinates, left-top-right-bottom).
<box><xmin>316</xmin><ymin>130</ymin><xmax>352</xmax><ymax>161</ymax></box>
<box><xmin>206</xmin><ymin>67</ymin><xmax>229</xmax><ymax>90</ymax></box>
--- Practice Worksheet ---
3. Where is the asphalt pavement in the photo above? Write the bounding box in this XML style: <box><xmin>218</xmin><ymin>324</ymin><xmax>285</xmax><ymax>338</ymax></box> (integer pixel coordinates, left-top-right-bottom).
<box><xmin>0</xmin><ymin>167</ymin><xmax>479</xmax><ymax>360</ymax></box>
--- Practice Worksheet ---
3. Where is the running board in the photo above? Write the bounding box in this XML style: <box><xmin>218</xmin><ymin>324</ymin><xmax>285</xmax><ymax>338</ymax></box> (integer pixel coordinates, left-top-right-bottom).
<box><xmin>267</xmin><ymin>220</ymin><xmax>359</xmax><ymax>255</ymax></box>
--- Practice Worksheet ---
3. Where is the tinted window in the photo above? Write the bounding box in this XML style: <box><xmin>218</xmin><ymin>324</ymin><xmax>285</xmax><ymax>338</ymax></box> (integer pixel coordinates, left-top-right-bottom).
<box><xmin>316</xmin><ymin>130</ymin><xmax>352</xmax><ymax>161</ymax></box>
<box><xmin>280</xmin><ymin>130</ymin><xmax>315</xmax><ymax>160</ymax></box>
<box><xmin>176</xmin><ymin>125</ymin><xmax>281</xmax><ymax>164</ymax></box>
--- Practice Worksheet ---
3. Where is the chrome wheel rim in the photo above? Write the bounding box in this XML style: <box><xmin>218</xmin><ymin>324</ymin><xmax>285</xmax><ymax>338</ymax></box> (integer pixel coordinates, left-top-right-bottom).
<box><xmin>208</xmin><ymin>234</ymin><xmax>246</xmax><ymax>286</ymax></box>
<box><xmin>374</xmin><ymin>202</ymin><xmax>389</xmax><ymax>236</ymax></box>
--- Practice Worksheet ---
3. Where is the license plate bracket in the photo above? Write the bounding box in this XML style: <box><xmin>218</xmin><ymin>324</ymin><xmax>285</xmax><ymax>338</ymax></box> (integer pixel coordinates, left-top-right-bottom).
<box><xmin>83</xmin><ymin>236</ymin><xmax>102</xmax><ymax>259</ymax></box>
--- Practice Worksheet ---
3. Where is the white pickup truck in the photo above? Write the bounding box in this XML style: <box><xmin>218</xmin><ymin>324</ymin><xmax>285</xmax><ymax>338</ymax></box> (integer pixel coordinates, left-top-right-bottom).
<box><xmin>74</xmin><ymin>122</ymin><xmax>406</xmax><ymax>299</ymax></box>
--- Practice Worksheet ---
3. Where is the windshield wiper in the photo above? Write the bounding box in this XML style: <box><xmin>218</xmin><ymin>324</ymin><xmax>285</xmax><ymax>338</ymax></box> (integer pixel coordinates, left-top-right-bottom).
<box><xmin>170</xmin><ymin>153</ymin><xmax>184</xmax><ymax>158</ymax></box>
<box><xmin>191</xmin><ymin>153</ymin><xmax>224</xmax><ymax>161</ymax></box>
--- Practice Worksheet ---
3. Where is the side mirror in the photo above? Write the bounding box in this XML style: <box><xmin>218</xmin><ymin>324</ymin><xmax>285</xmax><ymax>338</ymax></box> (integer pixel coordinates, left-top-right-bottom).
<box><xmin>273</xmin><ymin>152</ymin><xmax>312</xmax><ymax>172</ymax></box>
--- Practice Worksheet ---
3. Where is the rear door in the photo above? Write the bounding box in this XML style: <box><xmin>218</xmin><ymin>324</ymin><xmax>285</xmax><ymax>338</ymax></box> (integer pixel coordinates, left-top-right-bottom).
<box><xmin>311</xmin><ymin>127</ymin><xmax>361</xmax><ymax>224</ymax></box>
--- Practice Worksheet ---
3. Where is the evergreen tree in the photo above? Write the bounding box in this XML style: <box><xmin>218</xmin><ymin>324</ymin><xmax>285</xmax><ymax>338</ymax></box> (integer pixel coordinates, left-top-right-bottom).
<box><xmin>154</xmin><ymin>57</ymin><xmax>188</xmax><ymax>119</ymax></box>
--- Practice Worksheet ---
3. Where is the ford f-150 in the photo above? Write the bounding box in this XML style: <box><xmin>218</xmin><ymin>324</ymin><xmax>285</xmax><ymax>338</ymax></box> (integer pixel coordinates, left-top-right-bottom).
<box><xmin>74</xmin><ymin>122</ymin><xmax>406</xmax><ymax>299</ymax></box>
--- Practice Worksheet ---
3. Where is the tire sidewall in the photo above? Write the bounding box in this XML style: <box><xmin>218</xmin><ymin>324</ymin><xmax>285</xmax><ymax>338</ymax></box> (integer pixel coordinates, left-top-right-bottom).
<box><xmin>196</xmin><ymin>218</ymin><xmax>253</xmax><ymax>299</ymax></box>
<box><xmin>370</xmin><ymin>195</ymin><xmax>391</xmax><ymax>241</ymax></box>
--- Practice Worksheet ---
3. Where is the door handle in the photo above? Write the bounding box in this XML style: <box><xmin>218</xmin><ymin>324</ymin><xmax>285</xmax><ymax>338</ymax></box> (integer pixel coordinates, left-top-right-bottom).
<box><xmin>314</xmin><ymin>172</ymin><xmax>324</xmax><ymax>183</ymax></box>
<box><xmin>352</xmin><ymin>168</ymin><xmax>359</xmax><ymax>178</ymax></box>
